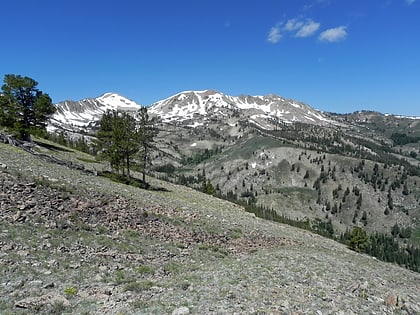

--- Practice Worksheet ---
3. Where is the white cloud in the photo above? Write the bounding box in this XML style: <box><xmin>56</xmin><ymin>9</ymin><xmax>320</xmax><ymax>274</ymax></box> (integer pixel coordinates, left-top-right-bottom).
<box><xmin>267</xmin><ymin>25</ymin><xmax>282</xmax><ymax>43</ymax></box>
<box><xmin>284</xmin><ymin>18</ymin><xmax>320</xmax><ymax>37</ymax></box>
<box><xmin>296</xmin><ymin>19</ymin><xmax>321</xmax><ymax>37</ymax></box>
<box><xmin>284</xmin><ymin>19</ymin><xmax>303</xmax><ymax>31</ymax></box>
<box><xmin>406</xmin><ymin>0</ymin><xmax>416</xmax><ymax>4</ymax></box>
<box><xmin>267</xmin><ymin>17</ymin><xmax>322</xmax><ymax>44</ymax></box>
<box><xmin>318</xmin><ymin>26</ymin><xmax>347</xmax><ymax>42</ymax></box>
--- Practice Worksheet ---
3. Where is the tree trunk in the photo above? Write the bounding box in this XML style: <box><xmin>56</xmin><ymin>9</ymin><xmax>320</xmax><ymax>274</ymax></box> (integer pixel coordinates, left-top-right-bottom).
<box><xmin>142</xmin><ymin>151</ymin><xmax>147</xmax><ymax>183</ymax></box>
<box><xmin>126</xmin><ymin>152</ymin><xmax>130</xmax><ymax>178</ymax></box>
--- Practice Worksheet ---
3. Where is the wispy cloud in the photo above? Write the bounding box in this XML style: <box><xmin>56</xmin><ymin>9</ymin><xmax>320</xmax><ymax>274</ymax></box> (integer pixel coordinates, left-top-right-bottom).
<box><xmin>267</xmin><ymin>17</ymin><xmax>320</xmax><ymax>43</ymax></box>
<box><xmin>284</xmin><ymin>19</ymin><xmax>303</xmax><ymax>32</ymax></box>
<box><xmin>406</xmin><ymin>0</ymin><xmax>416</xmax><ymax>5</ymax></box>
<box><xmin>267</xmin><ymin>25</ymin><xmax>282</xmax><ymax>44</ymax></box>
<box><xmin>296</xmin><ymin>19</ymin><xmax>320</xmax><ymax>37</ymax></box>
<box><xmin>302</xmin><ymin>0</ymin><xmax>332</xmax><ymax>11</ymax></box>
<box><xmin>318</xmin><ymin>26</ymin><xmax>347</xmax><ymax>42</ymax></box>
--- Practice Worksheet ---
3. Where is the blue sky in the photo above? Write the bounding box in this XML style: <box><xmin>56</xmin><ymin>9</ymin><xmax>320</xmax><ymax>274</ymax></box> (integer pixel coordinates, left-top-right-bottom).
<box><xmin>1</xmin><ymin>0</ymin><xmax>419</xmax><ymax>115</ymax></box>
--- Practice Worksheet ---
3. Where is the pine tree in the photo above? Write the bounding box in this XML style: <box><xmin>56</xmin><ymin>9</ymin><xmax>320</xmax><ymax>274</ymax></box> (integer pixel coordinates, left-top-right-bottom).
<box><xmin>391</xmin><ymin>223</ymin><xmax>400</xmax><ymax>237</ymax></box>
<box><xmin>0</xmin><ymin>74</ymin><xmax>55</xmax><ymax>140</ymax></box>
<box><xmin>96</xmin><ymin>110</ymin><xmax>140</xmax><ymax>177</ymax></box>
<box><xmin>137</xmin><ymin>107</ymin><xmax>158</xmax><ymax>184</ymax></box>
<box><xmin>202</xmin><ymin>180</ymin><xmax>216</xmax><ymax>196</ymax></box>
<box><xmin>348</xmin><ymin>227</ymin><xmax>368</xmax><ymax>252</ymax></box>
<box><xmin>356</xmin><ymin>193</ymin><xmax>363</xmax><ymax>210</ymax></box>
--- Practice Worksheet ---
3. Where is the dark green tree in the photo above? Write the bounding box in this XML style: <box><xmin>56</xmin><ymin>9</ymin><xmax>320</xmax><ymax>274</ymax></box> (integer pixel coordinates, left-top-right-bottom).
<box><xmin>348</xmin><ymin>227</ymin><xmax>368</xmax><ymax>252</ymax></box>
<box><xmin>202</xmin><ymin>180</ymin><xmax>216</xmax><ymax>196</ymax></box>
<box><xmin>391</xmin><ymin>223</ymin><xmax>400</xmax><ymax>237</ymax></box>
<box><xmin>356</xmin><ymin>193</ymin><xmax>363</xmax><ymax>210</ymax></box>
<box><xmin>137</xmin><ymin>107</ymin><xmax>158</xmax><ymax>184</ymax></box>
<box><xmin>96</xmin><ymin>110</ymin><xmax>139</xmax><ymax>177</ymax></box>
<box><xmin>402</xmin><ymin>183</ymin><xmax>409</xmax><ymax>195</ymax></box>
<box><xmin>360</xmin><ymin>211</ymin><xmax>367</xmax><ymax>226</ymax></box>
<box><xmin>0</xmin><ymin>74</ymin><xmax>55</xmax><ymax>140</ymax></box>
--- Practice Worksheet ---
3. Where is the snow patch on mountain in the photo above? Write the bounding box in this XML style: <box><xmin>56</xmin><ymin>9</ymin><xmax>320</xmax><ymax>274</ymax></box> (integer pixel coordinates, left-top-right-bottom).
<box><xmin>48</xmin><ymin>93</ymin><xmax>141</xmax><ymax>132</ymax></box>
<box><xmin>96</xmin><ymin>93</ymin><xmax>141</xmax><ymax>109</ymax></box>
<box><xmin>48</xmin><ymin>89</ymin><xmax>338</xmax><ymax>134</ymax></box>
<box><xmin>148</xmin><ymin>90</ymin><xmax>336</xmax><ymax>127</ymax></box>
<box><xmin>387</xmin><ymin>114</ymin><xmax>420</xmax><ymax>120</ymax></box>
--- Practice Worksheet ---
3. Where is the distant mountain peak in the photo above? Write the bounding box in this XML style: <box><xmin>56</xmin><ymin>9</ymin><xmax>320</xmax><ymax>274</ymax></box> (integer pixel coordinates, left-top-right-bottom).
<box><xmin>148</xmin><ymin>90</ymin><xmax>335</xmax><ymax>127</ymax></box>
<box><xmin>48</xmin><ymin>89</ymin><xmax>337</xmax><ymax>134</ymax></box>
<box><xmin>47</xmin><ymin>92</ymin><xmax>141</xmax><ymax>133</ymax></box>
<box><xmin>96</xmin><ymin>92</ymin><xmax>141</xmax><ymax>109</ymax></box>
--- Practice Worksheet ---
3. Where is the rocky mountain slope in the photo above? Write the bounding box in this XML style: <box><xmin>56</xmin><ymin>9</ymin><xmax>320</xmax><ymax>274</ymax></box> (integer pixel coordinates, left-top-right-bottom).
<box><xmin>148</xmin><ymin>89</ymin><xmax>335</xmax><ymax>127</ymax></box>
<box><xmin>48</xmin><ymin>90</ymin><xmax>336</xmax><ymax>134</ymax></box>
<box><xmin>47</xmin><ymin>90</ymin><xmax>420</xmax><ymax>251</ymax></box>
<box><xmin>48</xmin><ymin>93</ymin><xmax>141</xmax><ymax>134</ymax></box>
<box><xmin>1</xmin><ymin>137</ymin><xmax>419</xmax><ymax>314</ymax></box>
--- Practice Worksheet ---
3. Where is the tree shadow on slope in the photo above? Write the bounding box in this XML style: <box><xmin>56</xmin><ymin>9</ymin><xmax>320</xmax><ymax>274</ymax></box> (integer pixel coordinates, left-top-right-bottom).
<box><xmin>34</xmin><ymin>140</ymin><xmax>73</xmax><ymax>152</ymax></box>
<box><xmin>101</xmin><ymin>171</ymin><xmax>170</xmax><ymax>192</ymax></box>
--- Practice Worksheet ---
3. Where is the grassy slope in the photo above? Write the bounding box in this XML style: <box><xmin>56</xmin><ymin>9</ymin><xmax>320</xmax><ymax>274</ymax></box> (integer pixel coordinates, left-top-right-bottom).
<box><xmin>0</xmin><ymin>140</ymin><xmax>419</xmax><ymax>314</ymax></box>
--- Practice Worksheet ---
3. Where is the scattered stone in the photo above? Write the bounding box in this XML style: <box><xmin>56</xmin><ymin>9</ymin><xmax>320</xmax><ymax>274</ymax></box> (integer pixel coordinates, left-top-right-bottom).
<box><xmin>385</xmin><ymin>293</ymin><xmax>397</xmax><ymax>307</ymax></box>
<box><xmin>172</xmin><ymin>306</ymin><xmax>190</xmax><ymax>315</ymax></box>
<box><xmin>15</xmin><ymin>294</ymin><xmax>70</xmax><ymax>309</ymax></box>
<box><xmin>69</xmin><ymin>262</ymin><xmax>81</xmax><ymax>269</ymax></box>
<box><xmin>27</xmin><ymin>280</ymin><xmax>43</xmax><ymax>287</ymax></box>
<box><xmin>43</xmin><ymin>282</ymin><xmax>55</xmax><ymax>289</ymax></box>
<box><xmin>12</xmin><ymin>211</ymin><xmax>26</xmax><ymax>223</ymax></box>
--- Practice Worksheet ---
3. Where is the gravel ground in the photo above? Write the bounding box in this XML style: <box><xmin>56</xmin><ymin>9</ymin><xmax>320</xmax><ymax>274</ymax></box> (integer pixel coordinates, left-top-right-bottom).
<box><xmin>0</xmin><ymin>141</ymin><xmax>419</xmax><ymax>314</ymax></box>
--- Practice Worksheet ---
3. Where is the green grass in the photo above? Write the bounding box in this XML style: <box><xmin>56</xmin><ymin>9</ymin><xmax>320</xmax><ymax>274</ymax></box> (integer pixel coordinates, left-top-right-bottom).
<box><xmin>135</xmin><ymin>265</ymin><xmax>156</xmax><ymax>275</ymax></box>
<box><xmin>163</xmin><ymin>262</ymin><xmax>183</xmax><ymax>274</ymax></box>
<box><xmin>411</xmin><ymin>227</ymin><xmax>420</xmax><ymax>245</ymax></box>
<box><xmin>124</xmin><ymin>280</ymin><xmax>155</xmax><ymax>292</ymax></box>
<box><xmin>64</xmin><ymin>286</ymin><xmax>78</xmax><ymax>296</ymax></box>
<box><xmin>229</xmin><ymin>227</ymin><xmax>243</xmax><ymax>239</ymax></box>
<box><xmin>276</xmin><ymin>187</ymin><xmax>316</xmax><ymax>195</ymax></box>
<box><xmin>227</xmin><ymin>136</ymin><xmax>286</xmax><ymax>160</ymax></box>
<box><xmin>76</xmin><ymin>156</ymin><xmax>100</xmax><ymax>163</ymax></box>
<box><xmin>101</xmin><ymin>171</ymin><xmax>150</xmax><ymax>189</ymax></box>
<box><xmin>198</xmin><ymin>244</ymin><xmax>229</xmax><ymax>257</ymax></box>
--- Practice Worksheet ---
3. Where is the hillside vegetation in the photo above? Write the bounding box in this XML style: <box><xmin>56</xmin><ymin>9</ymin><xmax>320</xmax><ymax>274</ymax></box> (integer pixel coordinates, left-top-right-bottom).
<box><xmin>1</xmin><ymin>138</ymin><xmax>420</xmax><ymax>314</ymax></box>
<box><xmin>152</xmin><ymin>113</ymin><xmax>420</xmax><ymax>251</ymax></box>
<box><xmin>1</xmin><ymin>79</ymin><xmax>420</xmax><ymax>313</ymax></box>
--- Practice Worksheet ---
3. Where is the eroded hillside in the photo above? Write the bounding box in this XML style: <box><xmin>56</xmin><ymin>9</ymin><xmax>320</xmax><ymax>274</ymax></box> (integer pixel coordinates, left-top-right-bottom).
<box><xmin>1</xmin><ymin>139</ymin><xmax>419</xmax><ymax>314</ymax></box>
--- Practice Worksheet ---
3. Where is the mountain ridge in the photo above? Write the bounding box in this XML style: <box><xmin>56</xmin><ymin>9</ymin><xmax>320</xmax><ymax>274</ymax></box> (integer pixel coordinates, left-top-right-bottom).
<box><xmin>50</xmin><ymin>90</ymin><xmax>420</xmax><ymax>134</ymax></box>
<box><xmin>49</xmin><ymin>89</ymin><xmax>340</xmax><ymax>134</ymax></box>
<box><xmin>45</xmin><ymin>89</ymin><xmax>420</xmax><ymax>258</ymax></box>
<box><xmin>48</xmin><ymin>93</ymin><xmax>141</xmax><ymax>133</ymax></box>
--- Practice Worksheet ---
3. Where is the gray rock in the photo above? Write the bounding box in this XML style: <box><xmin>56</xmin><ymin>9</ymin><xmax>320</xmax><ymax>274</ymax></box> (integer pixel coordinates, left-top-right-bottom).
<box><xmin>172</xmin><ymin>306</ymin><xmax>190</xmax><ymax>315</ymax></box>
<box><xmin>15</xmin><ymin>293</ymin><xmax>69</xmax><ymax>309</ymax></box>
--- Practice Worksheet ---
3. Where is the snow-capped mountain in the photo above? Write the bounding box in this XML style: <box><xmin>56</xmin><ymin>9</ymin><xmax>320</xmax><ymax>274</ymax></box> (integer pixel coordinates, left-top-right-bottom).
<box><xmin>48</xmin><ymin>89</ymin><xmax>336</xmax><ymax>134</ymax></box>
<box><xmin>48</xmin><ymin>93</ymin><xmax>141</xmax><ymax>133</ymax></box>
<box><xmin>148</xmin><ymin>90</ymin><xmax>335</xmax><ymax>128</ymax></box>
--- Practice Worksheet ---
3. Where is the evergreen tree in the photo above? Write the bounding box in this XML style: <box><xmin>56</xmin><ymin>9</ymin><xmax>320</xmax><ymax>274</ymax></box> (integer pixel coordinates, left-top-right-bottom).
<box><xmin>96</xmin><ymin>110</ymin><xmax>139</xmax><ymax>177</ymax></box>
<box><xmin>360</xmin><ymin>211</ymin><xmax>367</xmax><ymax>226</ymax></box>
<box><xmin>202</xmin><ymin>180</ymin><xmax>216</xmax><ymax>196</ymax></box>
<box><xmin>391</xmin><ymin>223</ymin><xmax>400</xmax><ymax>237</ymax></box>
<box><xmin>137</xmin><ymin>107</ymin><xmax>158</xmax><ymax>184</ymax></box>
<box><xmin>402</xmin><ymin>183</ymin><xmax>409</xmax><ymax>195</ymax></box>
<box><xmin>356</xmin><ymin>193</ymin><xmax>363</xmax><ymax>210</ymax></box>
<box><xmin>348</xmin><ymin>227</ymin><xmax>368</xmax><ymax>252</ymax></box>
<box><xmin>0</xmin><ymin>74</ymin><xmax>55</xmax><ymax>140</ymax></box>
